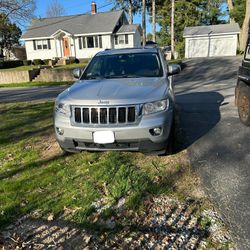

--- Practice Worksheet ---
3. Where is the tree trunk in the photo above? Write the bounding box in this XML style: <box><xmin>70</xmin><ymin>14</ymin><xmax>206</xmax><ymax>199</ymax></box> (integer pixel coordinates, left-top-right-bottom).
<box><xmin>142</xmin><ymin>0</ymin><xmax>146</xmax><ymax>46</ymax></box>
<box><xmin>227</xmin><ymin>0</ymin><xmax>235</xmax><ymax>23</ymax></box>
<box><xmin>152</xmin><ymin>0</ymin><xmax>156</xmax><ymax>42</ymax></box>
<box><xmin>128</xmin><ymin>0</ymin><xmax>133</xmax><ymax>24</ymax></box>
<box><xmin>240</xmin><ymin>0</ymin><xmax>250</xmax><ymax>51</ymax></box>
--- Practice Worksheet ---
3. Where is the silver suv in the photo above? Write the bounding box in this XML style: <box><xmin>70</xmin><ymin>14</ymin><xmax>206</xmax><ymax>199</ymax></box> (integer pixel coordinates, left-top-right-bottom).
<box><xmin>54</xmin><ymin>48</ymin><xmax>180</xmax><ymax>155</ymax></box>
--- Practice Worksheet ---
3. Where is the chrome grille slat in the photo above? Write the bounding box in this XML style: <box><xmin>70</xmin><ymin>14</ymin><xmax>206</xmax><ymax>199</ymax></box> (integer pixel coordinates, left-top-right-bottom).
<box><xmin>73</xmin><ymin>105</ymin><xmax>137</xmax><ymax>126</ymax></box>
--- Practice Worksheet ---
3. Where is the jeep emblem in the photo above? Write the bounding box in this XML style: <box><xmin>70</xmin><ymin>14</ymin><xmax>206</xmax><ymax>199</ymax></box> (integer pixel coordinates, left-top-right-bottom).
<box><xmin>98</xmin><ymin>100</ymin><xmax>110</xmax><ymax>104</ymax></box>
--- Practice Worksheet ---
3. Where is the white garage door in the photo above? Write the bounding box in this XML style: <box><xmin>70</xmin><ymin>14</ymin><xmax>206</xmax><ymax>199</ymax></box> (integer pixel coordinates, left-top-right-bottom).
<box><xmin>187</xmin><ymin>36</ymin><xmax>236</xmax><ymax>58</ymax></box>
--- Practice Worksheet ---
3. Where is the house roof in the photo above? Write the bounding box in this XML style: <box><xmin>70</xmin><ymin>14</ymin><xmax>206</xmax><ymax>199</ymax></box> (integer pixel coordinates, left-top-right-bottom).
<box><xmin>183</xmin><ymin>23</ymin><xmax>241</xmax><ymax>37</ymax></box>
<box><xmin>21</xmin><ymin>10</ymin><xmax>124</xmax><ymax>39</ymax></box>
<box><xmin>116</xmin><ymin>24</ymin><xmax>140</xmax><ymax>34</ymax></box>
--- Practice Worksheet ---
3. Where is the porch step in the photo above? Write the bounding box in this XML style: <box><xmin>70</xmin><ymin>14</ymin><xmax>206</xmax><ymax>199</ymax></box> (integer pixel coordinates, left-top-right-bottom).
<box><xmin>56</xmin><ymin>58</ymin><xmax>67</xmax><ymax>66</ymax></box>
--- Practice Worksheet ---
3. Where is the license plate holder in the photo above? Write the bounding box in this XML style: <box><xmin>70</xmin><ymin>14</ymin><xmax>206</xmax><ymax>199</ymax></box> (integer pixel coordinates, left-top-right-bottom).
<box><xmin>93</xmin><ymin>131</ymin><xmax>115</xmax><ymax>144</ymax></box>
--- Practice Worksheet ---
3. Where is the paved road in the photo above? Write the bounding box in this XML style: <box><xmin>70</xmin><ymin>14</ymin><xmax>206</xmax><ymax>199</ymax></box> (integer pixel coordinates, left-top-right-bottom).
<box><xmin>0</xmin><ymin>85</ymin><xmax>67</xmax><ymax>103</ymax></box>
<box><xmin>175</xmin><ymin>57</ymin><xmax>250</xmax><ymax>249</ymax></box>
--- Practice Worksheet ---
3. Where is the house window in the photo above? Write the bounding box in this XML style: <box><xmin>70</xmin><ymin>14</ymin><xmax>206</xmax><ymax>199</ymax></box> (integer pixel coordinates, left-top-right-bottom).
<box><xmin>78</xmin><ymin>36</ymin><xmax>102</xmax><ymax>49</ymax></box>
<box><xmin>115</xmin><ymin>35</ymin><xmax>129</xmax><ymax>45</ymax></box>
<box><xmin>34</xmin><ymin>40</ymin><xmax>51</xmax><ymax>50</ymax></box>
<box><xmin>87</xmin><ymin>36</ymin><xmax>94</xmax><ymax>48</ymax></box>
<box><xmin>118</xmin><ymin>35</ymin><xmax>125</xmax><ymax>44</ymax></box>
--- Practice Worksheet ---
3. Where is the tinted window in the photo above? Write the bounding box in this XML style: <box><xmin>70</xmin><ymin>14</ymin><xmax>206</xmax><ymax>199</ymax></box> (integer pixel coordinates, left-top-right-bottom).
<box><xmin>82</xmin><ymin>53</ymin><xmax>163</xmax><ymax>80</ymax></box>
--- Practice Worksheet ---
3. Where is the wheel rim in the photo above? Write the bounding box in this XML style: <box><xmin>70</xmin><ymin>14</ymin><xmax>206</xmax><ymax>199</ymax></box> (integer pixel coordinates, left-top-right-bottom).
<box><xmin>239</xmin><ymin>95</ymin><xmax>250</xmax><ymax>121</ymax></box>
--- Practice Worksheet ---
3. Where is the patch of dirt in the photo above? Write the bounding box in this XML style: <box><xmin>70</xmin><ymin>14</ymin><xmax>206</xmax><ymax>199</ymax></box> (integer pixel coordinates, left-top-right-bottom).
<box><xmin>39</xmin><ymin>134</ymin><xmax>62</xmax><ymax>160</ymax></box>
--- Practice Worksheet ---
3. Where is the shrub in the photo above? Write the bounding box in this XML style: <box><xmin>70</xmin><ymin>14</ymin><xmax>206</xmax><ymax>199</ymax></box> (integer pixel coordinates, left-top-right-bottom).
<box><xmin>0</xmin><ymin>60</ymin><xmax>23</xmax><ymax>69</ymax></box>
<box><xmin>74</xmin><ymin>58</ymin><xmax>80</xmax><ymax>64</ymax></box>
<box><xmin>23</xmin><ymin>60</ymin><xmax>32</xmax><ymax>66</ymax></box>
<box><xmin>33</xmin><ymin>59</ymin><xmax>44</xmax><ymax>65</ymax></box>
<box><xmin>43</xmin><ymin>59</ymin><xmax>51</xmax><ymax>65</ymax></box>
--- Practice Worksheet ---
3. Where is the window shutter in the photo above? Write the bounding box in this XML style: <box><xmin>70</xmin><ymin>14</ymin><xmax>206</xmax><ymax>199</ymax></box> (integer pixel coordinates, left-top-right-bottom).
<box><xmin>33</xmin><ymin>40</ymin><xmax>36</xmax><ymax>50</ymax></box>
<box><xmin>125</xmin><ymin>34</ymin><xmax>129</xmax><ymax>44</ymax></box>
<box><xmin>47</xmin><ymin>39</ymin><xmax>51</xmax><ymax>49</ymax></box>
<box><xmin>79</xmin><ymin>37</ymin><xmax>82</xmax><ymax>50</ymax></box>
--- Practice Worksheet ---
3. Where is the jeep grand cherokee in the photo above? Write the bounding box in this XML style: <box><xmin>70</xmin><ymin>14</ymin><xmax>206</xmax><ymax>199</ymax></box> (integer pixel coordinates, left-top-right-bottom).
<box><xmin>54</xmin><ymin>47</ymin><xmax>180</xmax><ymax>155</ymax></box>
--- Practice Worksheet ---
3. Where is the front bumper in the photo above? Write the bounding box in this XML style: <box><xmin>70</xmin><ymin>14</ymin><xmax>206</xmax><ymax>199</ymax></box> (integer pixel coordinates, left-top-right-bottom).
<box><xmin>54</xmin><ymin>109</ymin><xmax>174</xmax><ymax>153</ymax></box>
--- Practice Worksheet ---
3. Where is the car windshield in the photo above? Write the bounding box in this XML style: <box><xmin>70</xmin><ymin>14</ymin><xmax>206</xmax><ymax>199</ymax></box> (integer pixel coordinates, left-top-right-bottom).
<box><xmin>81</xmin><ymin>52</ymin><xmax>163</xmax><ymax>80</ymax></box>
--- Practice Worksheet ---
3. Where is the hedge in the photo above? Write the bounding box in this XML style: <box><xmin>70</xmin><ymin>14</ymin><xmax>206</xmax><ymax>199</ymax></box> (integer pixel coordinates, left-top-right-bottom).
<box><xmin>0</xmin><ymin>60</ymin><xmax>24</xmax><ymax>69</ymax></box>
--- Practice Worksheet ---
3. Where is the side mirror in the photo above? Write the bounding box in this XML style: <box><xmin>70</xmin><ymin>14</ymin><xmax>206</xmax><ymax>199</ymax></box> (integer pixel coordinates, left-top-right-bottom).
<box><xmin>72</xmin><ymin>68</ymin><xmax>81</xmax><ymax>79</ymax></box>
<box><xmin>168</xmin><ymin>64</ymin><xmax>181</xmax><ymax>76</ymax></box>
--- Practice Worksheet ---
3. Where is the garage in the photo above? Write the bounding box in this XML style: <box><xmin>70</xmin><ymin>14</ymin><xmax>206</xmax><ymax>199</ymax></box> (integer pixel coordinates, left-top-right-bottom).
<box><xmin>184</xmin><ymin>23</ymin><xmax>240</xmax><ymax>58</ymax></box>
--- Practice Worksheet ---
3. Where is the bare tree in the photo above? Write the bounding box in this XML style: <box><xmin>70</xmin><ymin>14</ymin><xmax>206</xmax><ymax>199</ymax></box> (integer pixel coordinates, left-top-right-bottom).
<box><xmin>227</xmin><ymin>0</ymin><xmax>235</xmax><ymax>23</ymax></box>
<box><xmin>142</xmin><ymin>0</ymin><xmax>146</xmax><ymax>46</ymax></box>
<box><xmin>152</xmin><ymin>0</ymin><xmax>156</xmax><ymax>42</ymax></box>
<box><xmin>46</xmin><ymin>0</ymin><xmax>65</xmax><ymax>18</ymax></box>
<box><xmin>240</xmin><ymin>0</ymin><xmax>250</xmax><ymax>51</ymax></box>
<box><xmin>0</xmin><ymin>0</ymin><xmax>36</xmax><ymax>24</ymax></box>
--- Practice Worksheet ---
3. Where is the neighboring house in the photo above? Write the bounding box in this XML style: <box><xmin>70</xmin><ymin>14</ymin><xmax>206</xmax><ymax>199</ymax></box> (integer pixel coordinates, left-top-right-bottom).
<box><xmin>20</xmin><ymin>2</ymin><xmax>142</xmax><ymax>60</ymax></box>
<box><xmin>183</xmin><ymin>23</ymin><xmax>240</xmax><ymax>58</ymax></box>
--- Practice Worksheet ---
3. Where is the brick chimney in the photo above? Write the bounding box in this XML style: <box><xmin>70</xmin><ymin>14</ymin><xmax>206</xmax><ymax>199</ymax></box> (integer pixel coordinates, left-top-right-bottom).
<box><xmin>91</xmin><ymin>1</ymin><xmax>97</xmax><ymax>15</ymax></box>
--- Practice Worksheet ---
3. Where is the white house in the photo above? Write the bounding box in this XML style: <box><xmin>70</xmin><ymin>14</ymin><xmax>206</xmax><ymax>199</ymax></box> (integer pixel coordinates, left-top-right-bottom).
<box><xmin>21</xmin><ymin>2</ymin><xmax>142</xmax><ymax>61</ymax></box>
<box><xmin>183</xmin><ymin>23</ymin><xmax>241</xmax><ymax>58</ymax></box>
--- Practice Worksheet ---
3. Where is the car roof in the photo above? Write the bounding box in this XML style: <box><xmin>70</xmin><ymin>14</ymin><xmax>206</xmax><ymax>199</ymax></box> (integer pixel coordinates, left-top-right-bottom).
<box><xmin>96</xmin><ymin>47</ymin><xmax>160</xmax><ymax>56</ymax></box>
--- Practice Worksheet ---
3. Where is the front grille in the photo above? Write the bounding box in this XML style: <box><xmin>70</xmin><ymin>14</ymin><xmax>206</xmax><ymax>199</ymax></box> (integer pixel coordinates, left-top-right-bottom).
<box><xmin>72</xmin><ymin>106</ymin><xmax>138</xmax><ymax>125</ymax></box>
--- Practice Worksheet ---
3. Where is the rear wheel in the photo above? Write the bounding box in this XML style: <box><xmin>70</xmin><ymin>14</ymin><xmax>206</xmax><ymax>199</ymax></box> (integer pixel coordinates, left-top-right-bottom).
<box><xmin>237</xmin><ymin>87</ymin><xmax>250</xmax><ymax>126</ymax></box>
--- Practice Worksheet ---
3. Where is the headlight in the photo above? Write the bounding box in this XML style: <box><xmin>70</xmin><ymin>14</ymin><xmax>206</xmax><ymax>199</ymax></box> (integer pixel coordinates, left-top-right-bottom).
<box><xmin>142</xmin><ymin>99</ymin><xmax>169</xmax><ymax>115</ymax></box>
<box><xmin>54</xmin><ymin>102</ymin><xmax>71</xmax><ymax>117</ymax></box>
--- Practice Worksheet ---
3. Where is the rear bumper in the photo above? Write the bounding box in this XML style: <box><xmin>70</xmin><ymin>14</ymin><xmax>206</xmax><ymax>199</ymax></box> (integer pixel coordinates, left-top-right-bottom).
<box><xmin>55</xmin><ymin>109</ymin><xmax>174</xmax><ymax>153</ymax></box>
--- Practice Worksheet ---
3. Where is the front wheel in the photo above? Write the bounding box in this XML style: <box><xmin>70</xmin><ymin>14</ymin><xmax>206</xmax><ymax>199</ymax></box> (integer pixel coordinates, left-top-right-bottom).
<box><xmin>237</xmin><ymin>87</ymin><xmax>250</xmax><ymax>126</ymax></box>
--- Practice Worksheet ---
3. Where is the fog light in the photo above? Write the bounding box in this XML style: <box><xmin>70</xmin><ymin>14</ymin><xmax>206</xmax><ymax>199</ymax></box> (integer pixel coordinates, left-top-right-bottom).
<box><xmin>149</xmin><ymin>127</ymin><xmax>162</xmax><ymax>136</ymax></box>
<box><xmin>56</xmin><ymin>127</ymin><xmax>64</xmax><ymax>135</ymax></box>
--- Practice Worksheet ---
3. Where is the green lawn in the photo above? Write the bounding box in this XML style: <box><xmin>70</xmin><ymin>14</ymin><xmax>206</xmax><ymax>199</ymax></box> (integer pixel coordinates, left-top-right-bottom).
<box><xmin>0</xmin><ymin>63</ymin><xmax>88</xmax><ymax>72</ymax></box>
<box><xmin>0</xmin><ymin>101</ymin><xmax>193</xmax><ymax>230</ymax></box>
<box><xmin>0</xmin><ymin>65</ymin><xmax>40</xmax><ymax>71</ymax></box>
<box><xmin>0</xmin><ymin>81</ymin><xmax>74</xmax><ymax>88</ymax></box>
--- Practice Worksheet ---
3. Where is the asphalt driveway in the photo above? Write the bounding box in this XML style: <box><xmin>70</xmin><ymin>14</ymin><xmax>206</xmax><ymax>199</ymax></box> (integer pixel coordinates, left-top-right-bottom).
<box><xmin>175</xmin><ymin>57</ymin><xmax>250</xmax><ymax>249</ymax></box>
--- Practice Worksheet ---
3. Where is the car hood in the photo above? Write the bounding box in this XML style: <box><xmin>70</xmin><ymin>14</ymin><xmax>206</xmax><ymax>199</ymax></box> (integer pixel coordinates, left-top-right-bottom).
<box><xmin>58</xmin><ymin>78</ymin><xmax>168</xmax><ymax>105</ymax></box>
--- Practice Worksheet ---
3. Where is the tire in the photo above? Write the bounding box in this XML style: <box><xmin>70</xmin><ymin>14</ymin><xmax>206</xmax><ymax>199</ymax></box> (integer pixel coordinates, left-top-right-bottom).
<box><xmin>237</xmin><ymin>87</ymin><xmax>250</xmax><ymax>126</ymax></box>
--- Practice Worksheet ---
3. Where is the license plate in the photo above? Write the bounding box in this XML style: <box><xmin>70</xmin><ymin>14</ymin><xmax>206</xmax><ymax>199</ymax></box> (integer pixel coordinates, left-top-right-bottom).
<box><xmin>93</xmin><ymin>131</ymin><xmax>115</xmax><ymax>144</ymax></box>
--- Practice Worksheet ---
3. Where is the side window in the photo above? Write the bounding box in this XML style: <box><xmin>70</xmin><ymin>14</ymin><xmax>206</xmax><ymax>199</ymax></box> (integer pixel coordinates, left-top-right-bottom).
<box><xmin>245</xmin><ymin>44</ymin><xmax>250</xmax><ymax>60</ymax></box>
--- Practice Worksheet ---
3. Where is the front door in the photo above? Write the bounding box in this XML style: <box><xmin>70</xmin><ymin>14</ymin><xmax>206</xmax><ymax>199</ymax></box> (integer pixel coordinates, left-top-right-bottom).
<box><xmin>63</xmin><ymin>37</ymin><xmax>70</xmax><ymax>57</ymax></box>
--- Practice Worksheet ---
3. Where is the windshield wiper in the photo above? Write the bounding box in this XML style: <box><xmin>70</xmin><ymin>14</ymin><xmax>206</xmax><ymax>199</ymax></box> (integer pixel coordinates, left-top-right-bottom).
<box><xmin>104</xmin><ymin>75</ymin><xmax>140</xmax><ymax>79</ymax></box>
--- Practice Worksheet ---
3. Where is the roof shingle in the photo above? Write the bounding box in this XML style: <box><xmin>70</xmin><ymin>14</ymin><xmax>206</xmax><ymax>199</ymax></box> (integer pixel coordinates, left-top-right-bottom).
<box><xmin>183</xmin><ymin>23</ymin><xmax>241</xmax><ymax>37</ymax></box>
<box><xmin>21</xmin><ymin>10</ymin><xmax>124</xmax><ymax>39</ymax></box>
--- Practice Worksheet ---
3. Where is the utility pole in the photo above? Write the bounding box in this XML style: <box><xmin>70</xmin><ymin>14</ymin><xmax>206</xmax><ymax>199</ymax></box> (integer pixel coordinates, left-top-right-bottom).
<box><xmin>152</xmin><ymin>0</ymin><xmax>156</xmax><ymax>42</ymax></box>
<box><xmin>171</xmin><ymin>0</ymin><xmax>175</xmax><ymax>58</ymax></box>
<box><xmin>128</xmin><ymin>0</ymin><xmax>133</xmax><ymax>24</ymax></box>
<box><xmin>142</xmin><ymin>0</ymin><xmax>146</xmax><ymax>46</ymax></box>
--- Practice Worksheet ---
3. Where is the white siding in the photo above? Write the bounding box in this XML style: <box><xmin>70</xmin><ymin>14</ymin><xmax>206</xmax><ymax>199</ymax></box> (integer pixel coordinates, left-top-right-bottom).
<box><xmin>25</xmin><ymin>40</ymin><xmax>57</xmax><ymax>60</ymax></box>
<box><xmin>185</xmin><ymin>34</ymin><xmax>238</xmax><ymax>58</ymax></box>
<box><xmin>25</xmin><ymin>32</ymin><xmax>142</xmax><ymax>60</ymax></box>
<box><xmin>114</xmin><ymin>34</ymin><xmax>134</xmax><ymax>49</ymax></box>
<box><xmin>74</xmin><ymin>35</ymin><xmax>111</xmax><ymax>59</ymax></box>
<box><xmin>133</xmin><ymin>30</ymin><xmax>141</xmax><ymax>47</ymax></box>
